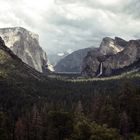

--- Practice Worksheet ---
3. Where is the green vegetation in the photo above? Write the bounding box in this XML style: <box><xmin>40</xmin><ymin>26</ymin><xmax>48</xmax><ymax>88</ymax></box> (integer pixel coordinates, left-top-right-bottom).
<box><xmin>48</xmin><ymin>69</ymin><xmax>140</xmax><ymax>82</ymax></box>
<box><xmin>0</xmin><ymin>50</ymin><xmax>10</xmax><ymax>61</ymax></box>
<box><xmin>0</xmin><ymin>45</ymin><xmax>140</xmax><ymax>140</ymax></box>
<box><xmin>0</xmin><ymin>34</ymin><xmax>140</xmax><ymax>140</ymax></box>
<box><xmin>0</xmin><ymin>69</ymin><xmax>140</xmax><ymax>140</ymax></box>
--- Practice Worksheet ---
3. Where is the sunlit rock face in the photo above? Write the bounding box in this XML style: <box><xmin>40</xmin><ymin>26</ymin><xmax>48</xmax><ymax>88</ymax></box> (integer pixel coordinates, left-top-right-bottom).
<box><xmin>0</xmin><ymin>27</ymin><xmax>48</xmax><ymax>72</ymax></box>
<box><xmin>82</xmin><ymin>37</ymin><xmax>140</xmax><ymax>77</ymax></box>
<box><xmin>99</xmin><ymin>37</ymin><xmax>127</xmax><ymax>55</ymax></box>
<box><xmin>0</xmin><ymin>36</ymin><xmax>46</xmax><ymax>81</ymax></box>
<box><xmin>103</xmin><ymin>39</ymin><xmax>140</xmax><ymax>75</ymax></box>
<box><xmin>55</xmin><ymin>48</ymin><xmax>92</xmax><ymax>73</ymax></box>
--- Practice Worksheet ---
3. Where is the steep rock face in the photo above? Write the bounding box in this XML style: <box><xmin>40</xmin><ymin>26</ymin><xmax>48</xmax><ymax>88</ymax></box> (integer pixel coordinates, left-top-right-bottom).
<box><xmin>0</xmin><ymin>27</ymin><xmax>48</xmax><ymax>72</ymax></box>
<box><xmin>82</xmin><ymin>37</ymin><xmax>131</xmax><ymax>76</ymax></box>
<box><xmin>0</xmin><ymin>36</ymin><xmax>45</xmax><ymax>80</ymax></box>
<box><xmin>103</xmin><ymin>40</ymin><xmax>140</xmax><ymax>75</ymax></box>
<box><xmin>55</xmin><ymin>48</ymin><xmax>92</xmax><ymax>73</ymax></box>
<box><xmin>99</xmin><ymin>37</ymin><xmax>127</xmax><ymax>55</ymax></box>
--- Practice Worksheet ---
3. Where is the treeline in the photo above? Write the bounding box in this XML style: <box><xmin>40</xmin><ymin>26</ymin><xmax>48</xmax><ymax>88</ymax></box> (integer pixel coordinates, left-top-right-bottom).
<box><xmin>0</xmin><ymin>76</ymin><xmax>140</xmax><ymax>140</ymax></box>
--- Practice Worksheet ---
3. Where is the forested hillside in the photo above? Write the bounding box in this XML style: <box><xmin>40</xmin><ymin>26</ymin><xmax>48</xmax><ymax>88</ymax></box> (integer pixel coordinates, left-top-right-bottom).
<box><xmin>0</xmin><ymin>71</ymin><xmax>140</xmax><ymax>140</ymax></box>
<box><xmin>0</xmin><ymin>36</ymin><xmax>140</xmax><ymax>140</ymax></box>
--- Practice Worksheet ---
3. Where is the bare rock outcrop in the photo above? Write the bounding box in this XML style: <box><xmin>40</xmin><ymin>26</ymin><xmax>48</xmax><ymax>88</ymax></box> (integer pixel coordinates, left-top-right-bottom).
<box><xmin>0</xmin><ymin>27</ymin><xmax>48</xmax><ymax>72</ymax></box>
<box><xmin>82</xmin><ymin>37</ymin><xmax>140</xmax><ymax>77</ymax></box>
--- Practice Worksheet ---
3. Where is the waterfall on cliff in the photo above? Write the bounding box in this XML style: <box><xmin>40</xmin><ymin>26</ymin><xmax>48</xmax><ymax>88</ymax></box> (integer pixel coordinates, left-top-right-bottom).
<box><xmin>97</xmin><ymin>62</ymin><xmax>103</xmax><ymax>77</ymax></box>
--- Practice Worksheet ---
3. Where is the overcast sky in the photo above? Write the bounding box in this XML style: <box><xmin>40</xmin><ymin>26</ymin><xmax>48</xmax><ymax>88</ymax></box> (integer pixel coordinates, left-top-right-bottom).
<box><xmin>0</xmin><ymin>0</ymin><xmax>140</xmax><ymax>54</ymax></box>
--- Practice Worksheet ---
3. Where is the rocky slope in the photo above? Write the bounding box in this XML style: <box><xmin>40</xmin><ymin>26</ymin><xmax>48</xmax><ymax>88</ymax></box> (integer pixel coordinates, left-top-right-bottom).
<box><xmin>0</xmin><ymin>36</ymin><xmax>45</xmax><ymax>81</ymax></box>
<box><xmin>0</xmin><ymin>27</ymin><xmax>48</xmax><ymax>72</ymax></box>
<box><xmin>82</xmin><ymin>37</ymin><xmax>140</xmax><ymax>77</ymax></box>
<box><xmin>55</xmin><ymin>48</ymin><xmax>92</xmax><ymax>73</ymax></box>
<box><xmin>99</xmin><ymin>37</ymin><xmax>127</xmax><ymax>55</ymax></box>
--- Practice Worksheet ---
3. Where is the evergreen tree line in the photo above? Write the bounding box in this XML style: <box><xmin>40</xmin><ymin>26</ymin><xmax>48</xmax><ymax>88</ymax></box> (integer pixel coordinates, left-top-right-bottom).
<box><xmin>0</xmin><ymin>76</ymin><xmax>140</xmax><ymax>140</ymax></box>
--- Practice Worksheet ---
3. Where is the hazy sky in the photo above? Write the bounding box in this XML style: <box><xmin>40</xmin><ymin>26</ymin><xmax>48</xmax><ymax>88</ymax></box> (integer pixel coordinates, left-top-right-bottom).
<box><xmin>0</xmin><ymin>0</ymin><xmax>140</xmax><ymax>54</ymax></box>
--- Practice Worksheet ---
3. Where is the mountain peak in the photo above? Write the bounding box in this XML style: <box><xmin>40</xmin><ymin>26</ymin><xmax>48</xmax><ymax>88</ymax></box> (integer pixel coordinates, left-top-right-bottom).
<box><xmin>99</xmin><ymin>37</ymin><xmax>126</xmax><ymax>55</ymax></box>
<box><xmin>0</xmin><ymin>27</ymin><xmax>48</xmax><ymax>72</ymax></box>
<box><xmin>102</xmin><ymin>37</ymin><xmax>113</xmax><ymax>41</ymax></box>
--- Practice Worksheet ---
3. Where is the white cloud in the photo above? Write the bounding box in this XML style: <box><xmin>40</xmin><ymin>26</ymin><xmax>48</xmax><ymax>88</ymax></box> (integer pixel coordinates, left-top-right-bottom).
<box><xmin>97</xmin><ymin>0</ymin><xmax>121</xmax><ymax>5</ymax></box>
<box><xmin>0</xmin><ymin>0</ymin><xmax>140</xmax><ymax>55</ymax></box>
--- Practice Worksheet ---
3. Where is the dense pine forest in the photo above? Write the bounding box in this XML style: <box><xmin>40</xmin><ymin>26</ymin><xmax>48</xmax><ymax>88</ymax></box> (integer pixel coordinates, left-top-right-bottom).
<box><xmin>0</xmin><ymin>70</ymin><xmax>140</xmax><ymax>140</ymax></box>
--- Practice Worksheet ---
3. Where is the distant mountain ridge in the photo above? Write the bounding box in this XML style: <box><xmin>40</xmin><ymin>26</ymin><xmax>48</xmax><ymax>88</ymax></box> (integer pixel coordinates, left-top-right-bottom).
<box><xmin>55</xmin><ymin>48</ymin><xmax>93</xmax><ymax>72</ymax></box>
<box><xmin>55</xmin><ymin>37</ymin><xmax>128</xmax><ymax>73</ymax></box>
<box><xmin>0</xmin><ymin>27</ymin><xmax>48</xmax><ymax>72</ymax></box>
<box><xmin>54</xmin><ymin>36</ymin><xmax>140</xmax><ymax>76</ymax></box>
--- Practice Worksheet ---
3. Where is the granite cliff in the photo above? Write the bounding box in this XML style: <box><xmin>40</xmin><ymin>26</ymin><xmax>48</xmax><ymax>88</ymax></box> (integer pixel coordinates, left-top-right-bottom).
<box><xmin>0</xmin><ymin>27</ymin><xmax>48</xmax><ymax>72</ymax></box>
<box><xmin>82</xmin><ymin>37</ymin><xmax>140</xmax><ymax>77</ymax></box>
<box><xmin>0</xmin><ymin>36</ymin><xmax>45</xmax><ymax>80</ymax></box>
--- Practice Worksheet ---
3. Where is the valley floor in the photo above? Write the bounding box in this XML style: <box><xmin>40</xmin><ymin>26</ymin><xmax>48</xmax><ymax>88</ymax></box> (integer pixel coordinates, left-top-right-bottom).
<box><xmin>0</xmin><ymin>69</ymin><xmax>140</xmax><ymax>140</ymax></box>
